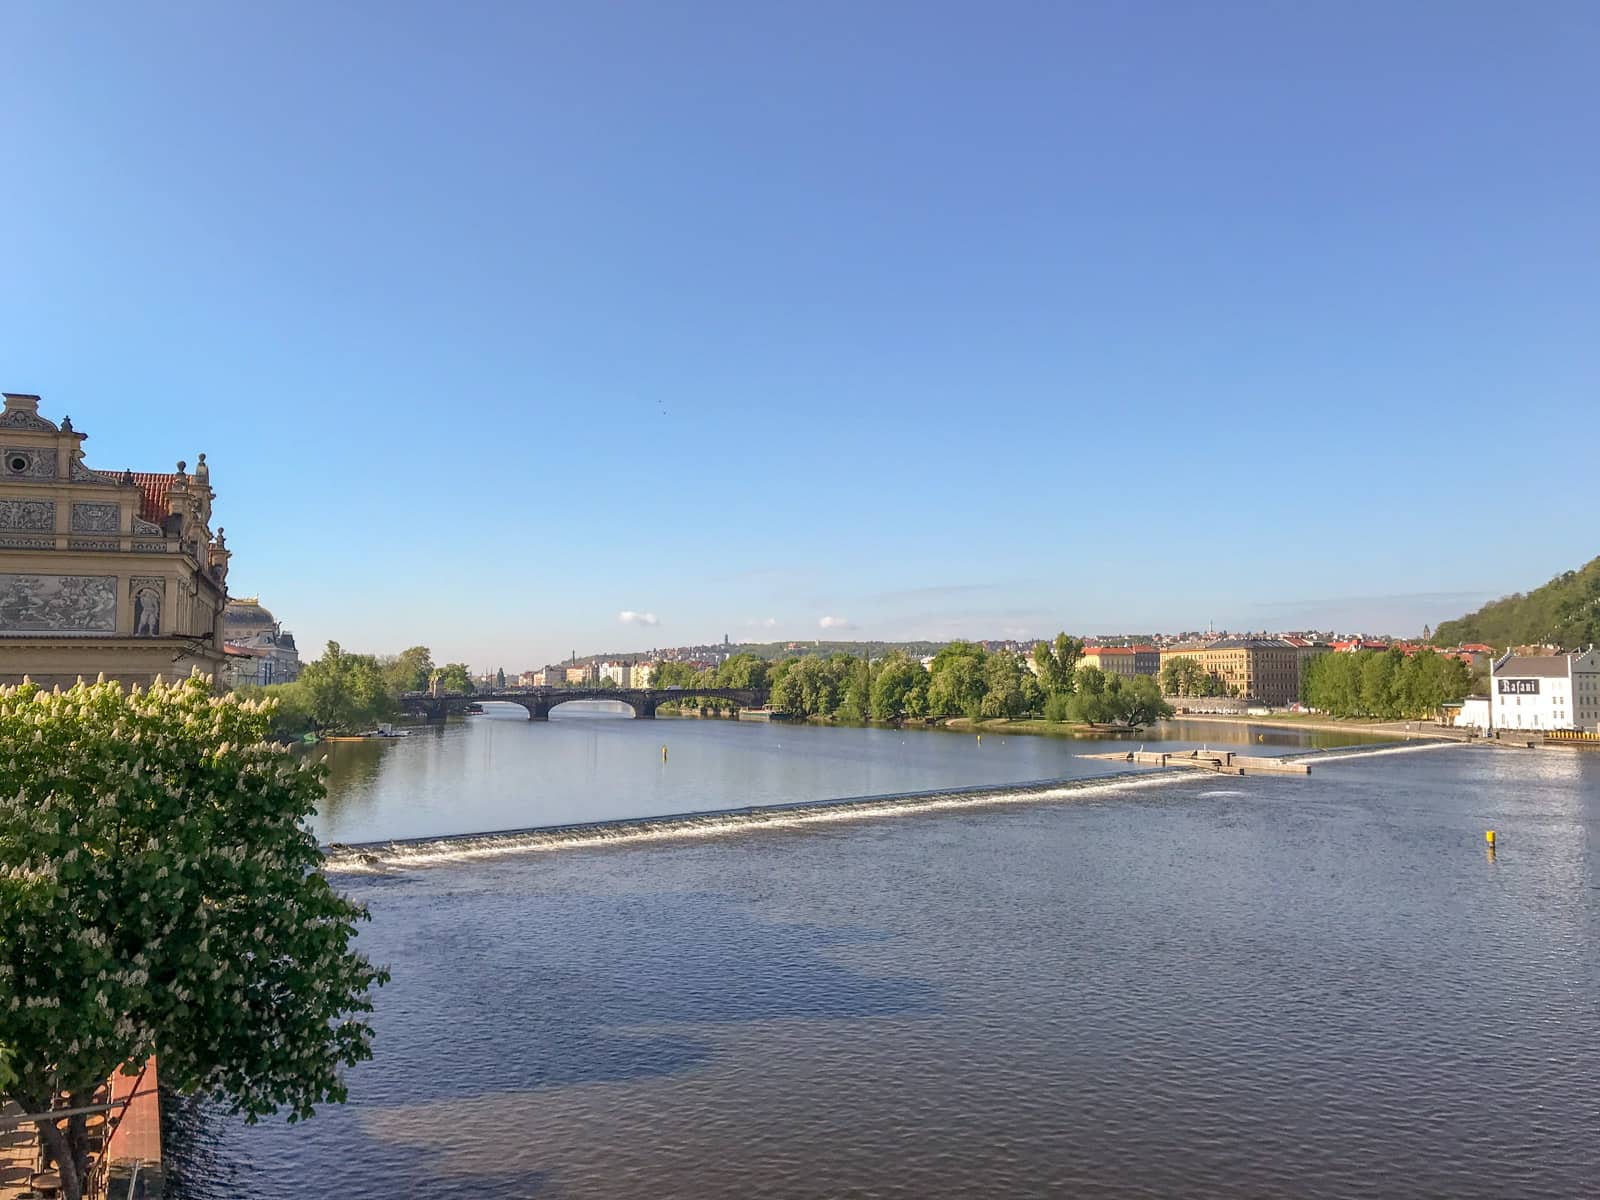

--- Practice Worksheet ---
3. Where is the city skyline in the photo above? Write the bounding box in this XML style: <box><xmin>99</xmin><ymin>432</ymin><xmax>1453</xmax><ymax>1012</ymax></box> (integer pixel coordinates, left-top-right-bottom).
<box><xmin>4</xmin><ymin>3</ymin><xmax>1596</xmax><ymax>668</ymax></box>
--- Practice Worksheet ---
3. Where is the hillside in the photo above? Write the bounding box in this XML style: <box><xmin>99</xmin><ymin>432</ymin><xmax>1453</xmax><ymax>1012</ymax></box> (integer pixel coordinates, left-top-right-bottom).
<box><xmin>1435</xmin><ymin>556</ymin><xmax>1600</xmax><ymax>650</ymax></box>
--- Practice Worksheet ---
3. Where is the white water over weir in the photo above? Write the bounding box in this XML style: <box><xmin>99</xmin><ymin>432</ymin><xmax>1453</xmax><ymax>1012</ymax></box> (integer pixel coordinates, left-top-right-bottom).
<box><xmin>320</xmin><ymin>769</ymin><xmax>1208</xmax><ymax>872</ymax></box>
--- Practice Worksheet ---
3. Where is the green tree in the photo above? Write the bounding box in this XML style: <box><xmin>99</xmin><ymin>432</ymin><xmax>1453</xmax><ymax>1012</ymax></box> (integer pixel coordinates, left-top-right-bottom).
<box><xmin>433</xmin><ymin>662</ymin><xmax>474</xmax><ymax>695</ymax></box>
<box><xmin>1116</xmin><ymin>674</ymin><xmax>1175</xmax><ymax>727</ymax></box>
<box><xmin>926</xmin><ymin>642</ymin><xmax>988</xmax><ymax>718</ymax></box>
<box><xmin>1067</xmin><ymin>665</ymin><xmax>1117</xmax><ymax>723</ymax></box>
<box><xmin>980</xmin><ymin>652</ymin><xmax>1028</xmax><ymax>719</ymax></box>
<box><xmin>1031</xmin><ymin>634</ymin><xmax>1085</xmax><ymax>696</ymax></box>
<box><xmin>1160</xmin><ymin>656</ymin><xmax>1225</xmax><ymax>698</ymax></box>
<box><xmin>837</xmin><ymin>655</ymin><xmax>872</xmax><ymax>723</ymax></box>
<box><xmin>381</xmin><ymin>645</ymin><xmax>434</xmax><ymax>695</ymax></box>
<box><xmin>0</xmin><ymin>676</ymin><xmax>387</xmax><ymax>1200</ymax></box>
<box><xmin>715</xmin><ymin>653</ymin><xmax>769</xmax><ymax>690</ymax></box>
<box><xmin>870</xmin><ymin>653</ymin><xmax>930</xmax><ymax>720</ymax></box>
<box><xmin>652</xmin><ymin>661</ymin><xmax>702</xmax><ymax>690</ymax></box>
<box><xmin>299</xmin><ymin>641</ymin><xmax>395</xmax><ymax>732</ymax></box>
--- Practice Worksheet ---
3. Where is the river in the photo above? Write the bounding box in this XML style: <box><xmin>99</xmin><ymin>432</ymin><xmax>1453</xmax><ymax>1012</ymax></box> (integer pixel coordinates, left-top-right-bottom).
<box><xmin>163</xmin><ymin>711</ymin><xmax>1600</xmax><ymax>1198</ymax></box>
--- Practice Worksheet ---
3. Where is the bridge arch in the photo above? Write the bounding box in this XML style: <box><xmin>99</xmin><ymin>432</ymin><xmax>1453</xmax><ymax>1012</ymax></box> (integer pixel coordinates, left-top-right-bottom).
<box><xmin>402</xmin><ymin>685</ymin><xmax>765</xmax><ymax>722</ymax></box>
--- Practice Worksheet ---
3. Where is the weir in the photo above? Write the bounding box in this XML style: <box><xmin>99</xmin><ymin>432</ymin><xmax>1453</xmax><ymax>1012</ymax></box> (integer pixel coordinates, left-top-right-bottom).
<box><xmin>317</xmin><ymin>741</ymin><xmax>1464</xmax><ymax>873</ymax></box>
<box><xmin>320</xmin><ymin>769</ymin><xmax>1206</xmax><ymax>871</ymax></box>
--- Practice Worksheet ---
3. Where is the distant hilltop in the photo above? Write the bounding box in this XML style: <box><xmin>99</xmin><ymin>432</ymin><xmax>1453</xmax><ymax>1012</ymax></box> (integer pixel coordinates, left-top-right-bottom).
<box><xmin>1434</xmin><ymin>556</ymin><xmax>1600</xmax><ymax>651</ymax></box>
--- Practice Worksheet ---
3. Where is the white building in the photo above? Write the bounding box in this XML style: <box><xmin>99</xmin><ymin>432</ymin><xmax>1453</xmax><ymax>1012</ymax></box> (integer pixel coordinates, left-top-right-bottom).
<box><xmin>596</xmin><ymin>660</ymin><xmax>654</xmax><ymax>687</ymax></box>
<box><xmin>1452</xmin><ymin>696</ymin><xmax>1492</xmax><ymax>732</ymax></box>
<box><xmin>1490</xmin><ymin>648</ymin><xmax>1600</xmax><ymax>732</ymax></box>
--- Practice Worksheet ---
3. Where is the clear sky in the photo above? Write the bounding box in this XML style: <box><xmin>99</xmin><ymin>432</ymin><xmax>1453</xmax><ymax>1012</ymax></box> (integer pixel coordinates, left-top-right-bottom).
<box><xmin>4</xmin><ymin>2</ymin><xmax>1597</xmax><ymax>669</ymax></box>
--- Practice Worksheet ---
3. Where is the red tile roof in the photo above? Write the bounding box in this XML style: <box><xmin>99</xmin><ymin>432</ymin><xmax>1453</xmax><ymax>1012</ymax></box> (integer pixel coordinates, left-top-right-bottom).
<box><xmin>127</xmin><ymin>472</ymin><xmax>177</xmax><ymax>525</ymax></box>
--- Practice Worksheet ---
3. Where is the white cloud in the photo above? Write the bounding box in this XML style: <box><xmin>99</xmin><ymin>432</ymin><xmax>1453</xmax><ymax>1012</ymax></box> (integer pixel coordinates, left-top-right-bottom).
<box><xmin>618</xmin><ymin>610</ymin><xmax>659</xmax><ymax>627</ymax></box>
<box><xmin>760</xmin><ymin>617</ymin><xmax>777</xmax><ymax>628</ymax></box>
<box><xmin>819</xmin><ymin>615</ymin><xmax>854</xmax><ymax>630</ymax></box>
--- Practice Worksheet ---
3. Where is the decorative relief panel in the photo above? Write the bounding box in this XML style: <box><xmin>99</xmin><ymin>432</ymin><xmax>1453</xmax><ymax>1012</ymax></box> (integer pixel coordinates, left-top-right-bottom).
<box><xmin>0</xmin><ymin>574</ymin><xmax>116</xmax><ymax>634</ymax></box>
<box><xmin>71</xmin><ymin>502</ymin><xmax>121</xmax><ymax>533</ymax></box>
<box><xmin>0</xmin><ymin>409</ymin><xmax>57</xmax><ymax>431</ymax></box>
<box><xmin>70</xmin><ymin>458</ymin><xmax>119</xmax><ymax>484</ymax></box>
<box><xmin>132</xmin><ymin>516</ymin><xmax>163</xmax><ymax>535</ymax></box>
<box><xmin>2</xmin><ymin>448</ymin><xmax>58</xmax><ymax>479</ymax></box>
<box><xmin>0</xmin><ymin>536</ymin><xmax>53</xmax><ymax>550</ymax></box>
<box><xmin>0</xmin><ymin>499</ymin><xmax>55</xmax><ymax>531</ymax></box>
<box><xmin>133</xmin><ymin>541</ymin><xmax>168</xmax><ymax>553</ymax></box>
<box><xmin>131</xmin><ymin>576</ymin><xmax>165</xmax><ymax>637</ymax></box>
<box><xmin>69</xmin><ymin>539</ymin><xmax>119</xmax><ymax>552</ymax></box>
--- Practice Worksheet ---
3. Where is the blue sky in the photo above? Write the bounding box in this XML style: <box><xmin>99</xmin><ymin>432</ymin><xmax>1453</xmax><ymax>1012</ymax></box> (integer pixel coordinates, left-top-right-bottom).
<box><xmin>4</xmin><ymin>2</ymin><xmax>1596</xmax><ymax>669</ymax></box>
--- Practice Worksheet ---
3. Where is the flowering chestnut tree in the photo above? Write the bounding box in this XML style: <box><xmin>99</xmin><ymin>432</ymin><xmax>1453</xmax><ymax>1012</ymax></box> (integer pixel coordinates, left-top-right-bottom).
<box><xmin>0</xmin><ymin>675</ymin><xmax>388</xmax><ymax>1200</ymax></box>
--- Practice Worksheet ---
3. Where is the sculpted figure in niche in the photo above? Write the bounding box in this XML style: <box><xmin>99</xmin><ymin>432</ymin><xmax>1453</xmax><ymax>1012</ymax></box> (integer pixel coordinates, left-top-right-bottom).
<box><xmin>134</xmin><ymin>588</ymin><xmax>161</xmax><ymax>636</ymax></box>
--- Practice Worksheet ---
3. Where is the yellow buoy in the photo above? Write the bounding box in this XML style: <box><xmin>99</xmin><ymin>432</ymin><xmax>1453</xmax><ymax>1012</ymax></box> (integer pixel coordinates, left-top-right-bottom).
<box><xmin>976</xmin><ymin>734</ymin><xmax>982</xmax><ymax>745</ymax></box>
<box><xmin>661</xmin><ymin>745</ymin><xmax>668</xmax><ymax>762</ymax></box>
<box><xmin>1485</xmin><ymin>830</ymin><xmax>1496</xmax><ymax>846</ymax></box>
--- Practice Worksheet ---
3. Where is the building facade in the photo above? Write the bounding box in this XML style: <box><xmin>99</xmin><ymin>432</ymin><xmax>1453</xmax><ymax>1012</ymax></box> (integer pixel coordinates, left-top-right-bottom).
<box><xmin>0</xmin><ymin>394</ymin><xmax>229</xmax><ymax>688</ymax></box>
<box><xmin>220</xmin><ymin>643</ymin><xmax>271</xmax><ymax>690</ymax></box>
<box><xmin>1158</xmin><ymin>637</ymin><xmax>1300</xmax><ymax>706</ymax></box>
<box><xmin>1490</xmin><ymin>648</ymin><xmax>1600</xmax><ymax>732</ymax></box>
<box><xmin>222</xmin><ymin>596</ymin><xmax>300</xmax><ymax>685</ymax></box>
<box><xmin>1079</xmin><ymin>647</ymin><xmax>1139</xmax><ymax>679</ymax></box>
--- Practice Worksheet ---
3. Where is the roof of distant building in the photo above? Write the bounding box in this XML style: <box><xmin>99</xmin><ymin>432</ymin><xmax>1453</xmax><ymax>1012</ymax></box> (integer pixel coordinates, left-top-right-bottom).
<box><xmin>1208</xmin><ymin>637</ymin><xmax>1294</xmax><ymax>649</ymax></box>
<box><xmin>1494</xmin><ymin>655</ymin><xmax>1576</xmax><ymax>678</ymax></box>
<box><xmin>128</xmin><ymin>471</ymin><xmax>178</xmax><ymax>525</ymax></box>
<box><xmin>224</xmin><ymin>597</ymin><xmax>278</xmax><ymax>629</ymax></box>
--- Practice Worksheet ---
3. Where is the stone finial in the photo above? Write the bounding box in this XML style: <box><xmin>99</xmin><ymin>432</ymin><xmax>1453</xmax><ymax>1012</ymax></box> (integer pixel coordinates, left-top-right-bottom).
<box><xmin>122</xmin><ymin>468</ymin><xmax>134</xmax><ymax>485</ymax></box>
<box><xmin>61</xmin><ymin>415</ymin><xmax>74</xmax><ymax>433</ymax></box>
<box><xmin>194</xmin><ymin>452</ymin><xmax>209</xmax><ymax>483</ymax></box>
<box><xmin>215</xmin><ymin>527</ymin><xmax>226</xmax><ymax>549</ymax></box>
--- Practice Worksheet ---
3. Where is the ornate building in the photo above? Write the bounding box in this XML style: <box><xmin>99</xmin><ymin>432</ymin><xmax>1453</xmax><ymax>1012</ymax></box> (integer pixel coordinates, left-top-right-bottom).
<box><xmin>222</xmin><ymin>595</ymin><xmax>301</xmax><ymax>686</ymax></box>
<box><xmin>0</xmin><ymin>393</ymin><xmax>230</xmax><ymax>688</ymax></box>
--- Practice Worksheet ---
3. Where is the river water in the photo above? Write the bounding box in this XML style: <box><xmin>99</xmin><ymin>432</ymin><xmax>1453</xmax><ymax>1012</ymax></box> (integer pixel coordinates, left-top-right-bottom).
<box><xmin>164</xmin><ymin>712</ymin><xmax>1600</xmax><ymax>1198</ymax></box>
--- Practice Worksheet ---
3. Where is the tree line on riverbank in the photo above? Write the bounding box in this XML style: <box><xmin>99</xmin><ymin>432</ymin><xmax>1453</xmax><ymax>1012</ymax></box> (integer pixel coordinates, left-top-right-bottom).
<box><xmin>653</xmin><ymin>635</ymin><xmax>1173</xmax><ymax>727</ymax></box>
<box><xmin>238</xmin><ymin>642</ymin><xmax>473</xmax><ymax>735</ymax></box>
<box><xmin>1299</xmin><ymin>647</ymin><xmax>1472</xmax><ymax>719</ymax></box>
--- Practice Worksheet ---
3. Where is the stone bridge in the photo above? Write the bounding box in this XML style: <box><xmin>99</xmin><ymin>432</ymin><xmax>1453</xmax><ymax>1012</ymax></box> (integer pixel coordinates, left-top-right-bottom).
<box><xmin>400</xmin><ymin>686</ymin><xmax>770</xmax><ymax>721</ymax></box>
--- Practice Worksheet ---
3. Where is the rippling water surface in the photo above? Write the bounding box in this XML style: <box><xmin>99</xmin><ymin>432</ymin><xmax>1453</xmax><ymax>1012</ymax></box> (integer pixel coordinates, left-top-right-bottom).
<box><xmin>166</xmin><ymin>719</ymin><xmax>1600</xmax><ymax>1198</ymax></box>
